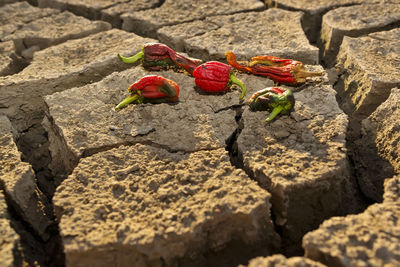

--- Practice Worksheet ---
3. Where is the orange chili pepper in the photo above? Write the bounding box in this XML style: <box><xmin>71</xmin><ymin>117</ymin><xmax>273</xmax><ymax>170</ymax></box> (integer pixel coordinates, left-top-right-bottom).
<box><xmin>225</xmin><ymin>51</ymin><xmax>323</xmax><ymax>85</ymax></box>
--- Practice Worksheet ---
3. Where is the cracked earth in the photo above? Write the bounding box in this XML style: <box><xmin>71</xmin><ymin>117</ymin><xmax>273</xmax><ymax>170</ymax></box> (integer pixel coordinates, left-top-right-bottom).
<box><xmin>0</xmin><ymin>0</ymin><xmax>400</xmax><ymax>266</ymax></box>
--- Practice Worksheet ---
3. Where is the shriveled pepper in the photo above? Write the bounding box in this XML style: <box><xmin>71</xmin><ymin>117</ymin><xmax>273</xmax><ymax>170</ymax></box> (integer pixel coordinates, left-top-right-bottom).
<box><xmin>115</xmin><ymin>75</ymin><xmax>179</xmax><ymax>110</ymax></box>
<box><xmin>192</xmin><ymin>61</ymin><xmax>247</xmax><ymax>100</ymax></box>
<box><xmin>225</xmin><ymin>51</ymin><xmax>323</xmax><ymax>86</ymax></box>
<box><xmin>248</xmin><ymin>87</ymin><xmax>294</xmax><ymax>123</ymax></box>
<box><xmin>118</xmin><ymin>43</ymin><xmax>202</xmax><ymax>75</ymax></box>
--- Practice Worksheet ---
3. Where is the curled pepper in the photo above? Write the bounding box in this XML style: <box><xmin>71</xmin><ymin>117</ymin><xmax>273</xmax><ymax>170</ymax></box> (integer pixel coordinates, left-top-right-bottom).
<box><xmin>118</xmin><ymin>43</ymin><xmax>202</xmax><ymax>75</ymax></box>
<box><xmin>225</xmin><ymin>51</ymin><xmax>323</xmax><ymax>86</ymax></box>
<box><xmin>192</xmin><ymin>61</ymin><xmax>247</xmax><ymax>100</ymax></box>
<box><xmin>115</xmin><ymin>75</ymin><xmax>179</xmax><ymax>110</ymax></box>
<box><xmin>248</xmin><ymin>87</ymin><xmax>294</xmax><ymax>123</ymax></box>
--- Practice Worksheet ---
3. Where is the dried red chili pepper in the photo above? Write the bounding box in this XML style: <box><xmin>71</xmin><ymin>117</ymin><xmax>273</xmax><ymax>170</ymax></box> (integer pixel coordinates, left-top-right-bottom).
<box><xmin>118</xmin><ymin>43</ymin><xmax>202</xmax><ymax>75</ymax></box>
<box><xmin>248</xmin><ymin>87</ymin><xmax>294</xmax><ymax>122</ymax></box>
<box><xmin>225</xmin><ymin>51</ymin><xmax>323</xmax><ymax>86</ymax></box>
<box><xmin>115</xmin><ymin>75</ymin><xmax>179</xmax><ymax>110</ymax></box>
<box><xmin>192</xmin><ymin>61</ymin><xmax>247</xmax><ymax>100</ymax></box>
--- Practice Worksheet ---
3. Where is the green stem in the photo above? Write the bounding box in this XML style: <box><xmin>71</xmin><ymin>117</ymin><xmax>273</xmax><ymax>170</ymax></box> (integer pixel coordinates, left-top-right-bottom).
<box><xmin>115</xmin><ymin>94</ymin><xmax>141</xmax><ymax>110</ymax></box>
<box><xmin>265</xmin><ymin>105</ymin><xmax>284</xmax><ymax>123</ymax></box>
<box><xmin>118</xmin><ymin>51</ymin><xmax>144</xmax><ymax>64</ymax></box>
<box><xmin>229</xmin><ymin>72</ymin><xmax>247</xmax><ymax>100</ymax></box>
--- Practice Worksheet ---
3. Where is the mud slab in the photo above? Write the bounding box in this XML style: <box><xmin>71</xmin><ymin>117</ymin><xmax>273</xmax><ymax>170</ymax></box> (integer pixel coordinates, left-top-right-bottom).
<box><xmin>265</xmin><ymin>0</ymin><xmax>377</xmax><ymax>43</ymax></box>
<box><xmin>121</xmin><ymin>0</ymin><xmax>264</xmax><ymax>38</ymax></box>
<box><xmin>0</xmin><ymin>29</ymin><xmax>155</xmax><ymax>133</ymax></box>
<box><xmin>37</xmin><ymin>0</ymin><xmax>126</xmax><ymax>19</ymax></box>
<box><xmin>101</xmin><ymin>0</ymin><xmax>160</xmax><ymax>28</ymax></box>
<box><xmin>237</xmin><ymin>70</ymin><xmax>353</xmax><ymax>247</ymax></box>
<box><xmin>336</xmin><ymin>28</ymin><xmax>400</xmax><ymax>118</ymax></box>
<box><xmin>0</xmin><ymin>41</ymin><xmax>16</xmax><ymax>76</ymax></box>
<box><xmin>0</xmin><ymin>2</ymin><xmax>59</xmax><ymax>41</ymax></box>
<box><xmin>0</xmin><ymin>0</ymin><xmax>19</xmax><ymax>7</ymax></box>
<box><xmin>240</xmin><ymin>254</ymin><xmax>326</xmax><ymax>267</ymax></box>
<box><xmin>54</xmin><ymin>145</ymin><xmax>279</xmax><ymax>266</ymax></box>
<box><xmin>158</xmin><ymin>8</ymin><xmax>319</xmax><ymax>64</ymax></box>
<box><xmin>362</xmin><ymin>87</ymin><xmax>400</xmax><ymax>174</ymax></box>
<box><xmin>353</xmin><ymin>88</ymin><xmax>400</xmax><ymax>201</ymax></box>
<box><xmin>0</xmin><ymin>2</ymin><xmax>59</xmax><ymax>27</ymax></box>
<box><xmin>303</xmin><ymin>175</ymin><xmax>400</xmax><ymax>267</ymax></box>
<box><xmin>383</xmin><ymin>175</ymin><xmax>400</xmax><ymax>202</ymax></box>
<box><xmin>37</xmin><ymin>0</ymin><xmax>161</xmax><ymax>28</ymax></box>
<box><xmin>0</xmin><ymin>116</ymin><xmax>52</xmax><ymax>240</ymax></box>
<box><xmin>0</xmin><ymin>189</ymin><xmax>20</xmax><ymax>267</ymax></box>
<box><xmin>3</xmin><ymin>11</ymin><xmax>111</xmax><ymax>57</ymax></box>
<box><xmin>320</xmin><ymin>3</ymin><xmax>400</xmax><ymax>65</ymax></box>
<box><xmin>43</xmin><ymin>67</ymin><xmax>270</xmax><ymax>177</ymax></box>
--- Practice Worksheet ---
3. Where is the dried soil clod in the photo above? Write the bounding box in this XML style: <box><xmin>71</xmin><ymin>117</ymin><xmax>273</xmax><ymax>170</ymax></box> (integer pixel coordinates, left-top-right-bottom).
<box><xmin>0</xmin><ymin>189</ymin><xmax>21</xmax><ymax>267</ymax></box>
<box><xmin>158</xmin><ymin>9</ymin><xmax>319</xmax><ymax>64</ymax></box>
<box><xmin>121</xmin><ymin>0</ymin><xmax>265</xmax><ymax>38</ymax></box>
<box><xmin>0</xmin><ymin>2</ymin><xmax>59</xmax><ymax>29</ymax></box>
<box><xmin>335</xmin><ymin>28</ymin><xmax>400</xmax><ymax>118</ymax></box>
<box><xmin>54</xmin><ymin>145</ymin><xmax>279</xmax><ymax>266</ymax></box>
<box><xmin>303</xmin><ymin>175</ymin><xmax>400</xmax><ymax>267</ymax></box>
<box><xmin>240</xmin><ymin>254</ymin><xmax>326</xmax><ymax>267</ymax></box>
<box><xmin>0</xmin><ymin>29</ymin><xmax>156</xmax><ymax>134</ymax></box>
<box><xmin>37</xmin><ymin>0</ymin><xmax>127</xmax><ymax>20</ymax></box>
<box><xmin>0</xmin><ymin>116</ymin><xmax>52</xmax><ymax>241</ymax></box>
<box><xmin>264</xmin><ymin>0</ymin><xmax>380</xmax><ymax>43</ymax></box>
<box><xmin>2</xmin><ymin>11</ymin><xmax>111</xmax><ymax>57</ymax></box>
<box><xmin>43</xmin><ymin>67</ymin><xmax>244</xmax><ymax>176</ymax></box>
<box><xmin>354</xmin><ymin>88</ymin><xmax>400</xmax><ymax>201</ymax></box>
<box><xmin>237</xmin><ymin>77</ymin><xmax>357</xmax><ymax>251</ymax></box>
<box><xmin>37</xmin><ymin>0</ymin><xmax>161</xmax><ymax>28</ymax></box>
<box><xmin>320</xmin><ymin>3</ymin><xmax>400</xmax><ymax>66</ymax></box>
<box><xmin>0</xmin><ymin>41</ymin><xmax>18</xmax><ymax>76</ymax></box>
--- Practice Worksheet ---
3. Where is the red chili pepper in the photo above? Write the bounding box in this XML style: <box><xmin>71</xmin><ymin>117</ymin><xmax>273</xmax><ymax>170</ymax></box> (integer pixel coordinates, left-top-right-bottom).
<box><xmin>118</xmin><ymin>43</ymin><xmax>202</xmax><ymax>75</ymax></box>
<box><xmin>115</xmin><ymin>75</ymin><xmax>179</xmax><ymax>110</ymax></box>
<box><xmin>192</xmin><ymin>61</ymin><xmax>247</xmax><ymax>100</ymax></box>
<box><xmin>225</xmin><ymin>51</ymin><xmax>323</xmax><ymax>86</ymax></box>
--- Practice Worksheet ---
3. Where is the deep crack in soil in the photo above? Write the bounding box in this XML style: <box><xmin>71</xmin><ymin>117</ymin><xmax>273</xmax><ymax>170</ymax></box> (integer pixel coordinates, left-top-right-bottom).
<box><xmin>1</xmin><ymin>179</ymin><xmax>65</xmax><ymax>267</ymax></box>
<box><xmin>225</xmin><ymin>104</ymin><xmax>305</xmax><ymax>257</ymax></box>
<box><xmin>333</xmin><ymin>72</ymin><xmax>396</xmax><ymax>204</ymax></box>
<box><xmin>2</xmin><ymin>0</ymin><xmax>397</xmax><ymax>266</ymax></box>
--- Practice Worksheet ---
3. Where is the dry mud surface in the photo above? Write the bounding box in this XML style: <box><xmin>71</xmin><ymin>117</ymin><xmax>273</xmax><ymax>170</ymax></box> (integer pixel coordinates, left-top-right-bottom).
<box><xmin>0</xmin><ymin>41</ymin><xmax>17</xmax><ymax>76</ymax></box>
<box><xmin>238</xmin><ymin>79</ymin><xmax>353</xmax><ymax>247</ymax></box>
<box><xmin>158</xmin><ymin>9</ymin><xmax>318</xmax><ymax>63</ymax></box>
<box><xmin>0</xmin><ymin>1</ymin><xmax>399</xmax><ymax>267</ymax></box>
<box><xmin>303</xmin><ymin>176</ymin><xmax>400</xmax><ymax>267</ymax></box>
<box><xmin>121</xmin><ymin>0</ymin><xmax>264</xmax><ymax>38</ymax></box>
<box><xmin>240</xmin><ymin>254</ymin><xmax>326</xmax><ymax>267</ymax></box>
<box><xmin>335</xmin><ymin>28</ymin><xmax>400</xmax><ymax>117</ymax></box>
<box><xmin>0</xmin><ymin>188</ymin><xmax>20</xmax><ymax>267</ymax></box>
<box><xmin>320</xmin><ymin>2</ymin><xmax>400</xmax><ymax>65</ymax></box>
<box><xmin>354</xmin><ymin>88</ymin><xmax>400</xmax><ymax>201</ymax></box>
<box><xmin>266</xmin><ymin>0</ymin><xmax>382</xmax><ymax>43</ymax></box>
<box><xmin>37</xmin><ymin>0</ymin><xmax>161</xmax><ymax>28</ymax></box>
<box><xmin>54</xmin><ymin>146</ymin><xmax>279</xmax><ymax>266</ymax></box>
<box><xmin>0</xmin><ymin>116</ymin><xmax>52</xmax><ymax>240</ymax></box>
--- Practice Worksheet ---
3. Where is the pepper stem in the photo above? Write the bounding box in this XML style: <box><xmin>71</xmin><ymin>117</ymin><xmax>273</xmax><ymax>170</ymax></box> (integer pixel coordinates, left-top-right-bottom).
<box><xmin>229</xmin><ymin>72</ymin><xmax>247</xmax><ymax>100</ymax></box>
<box><xmin>265</xmin><ymin>105</ymin><xmax>284</xmax><ymax>123</ymax></box>
<box><xmin>118</xmin><ymin>51</ymin><xmax>144</xmax><ymax>64</ymax></box>
<box><xmin>115</xmin><ymin>94</ymin><xmax>141</xmax><ymax>110</ymax></box>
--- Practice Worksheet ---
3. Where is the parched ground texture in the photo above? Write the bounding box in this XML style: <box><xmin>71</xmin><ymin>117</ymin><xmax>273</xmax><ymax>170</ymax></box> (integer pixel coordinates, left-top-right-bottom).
<box><xmin>0</xmin><ymin>0</ymin><xmax>399</xmax><ymax>267</ymax></box>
